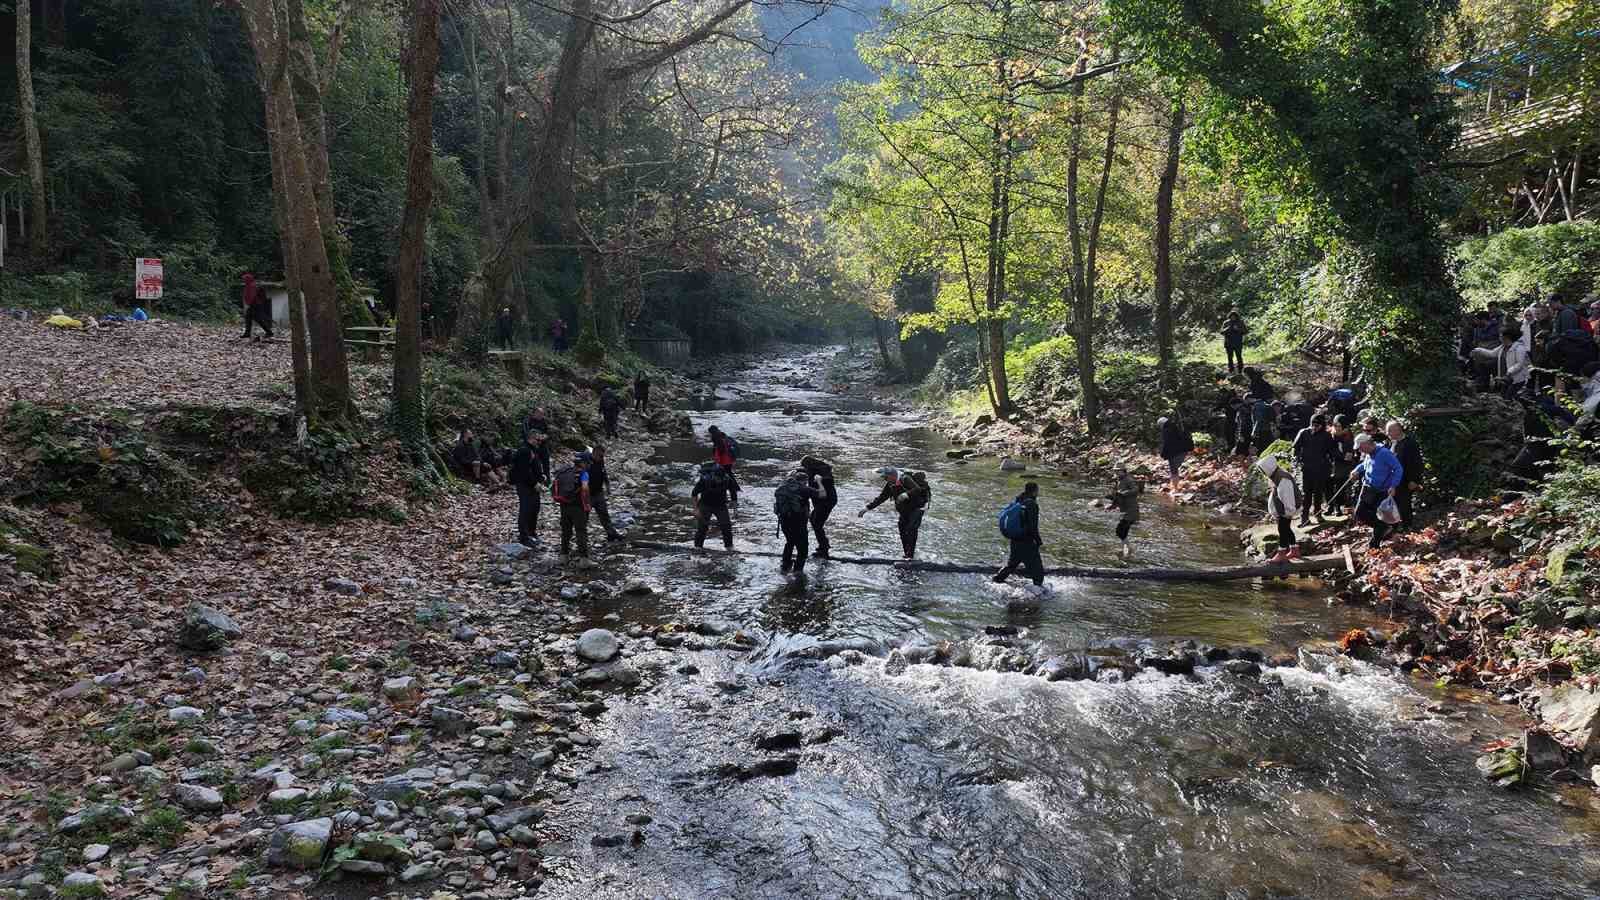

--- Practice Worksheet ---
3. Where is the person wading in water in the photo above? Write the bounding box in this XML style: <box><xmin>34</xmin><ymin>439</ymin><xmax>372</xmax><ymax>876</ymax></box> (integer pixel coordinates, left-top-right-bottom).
<box><xmin>859</xmin><ymin>467</ymin><xmax>931</xmax><ymax>559</ymax></box>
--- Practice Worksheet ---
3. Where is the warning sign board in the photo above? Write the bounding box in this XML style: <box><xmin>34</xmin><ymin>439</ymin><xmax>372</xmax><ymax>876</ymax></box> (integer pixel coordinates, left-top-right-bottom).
<box><xmin>135</xmin><ymin>258</ymin><xmax>163</xmax><ymax>301</ymax></box>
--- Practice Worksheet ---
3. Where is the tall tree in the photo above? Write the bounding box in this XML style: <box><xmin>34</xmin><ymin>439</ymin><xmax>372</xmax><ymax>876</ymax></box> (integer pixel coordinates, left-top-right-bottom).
<box><xmin>15</xmin><ymin>0</ymin><xmax>48</xmax><ymax>253</ymax></box>
<box><xmin>237</xmin><ymin>0</ymin><xmax>354</xmax><ymax>423</ymax></box>
<box><xmin>1152</xmin><ymin>95</ymin><xmax>1184</xmax><ymax>368</ymax></box>
<box><xmin>1112</xmin><ymin>0</ymin><xmax>1463</xmax><ymax>400</ymax></box>
<box><xmin>393</xmin><ymin>0</ymin><xmax>441</xmax><ymax>455</ymax></box>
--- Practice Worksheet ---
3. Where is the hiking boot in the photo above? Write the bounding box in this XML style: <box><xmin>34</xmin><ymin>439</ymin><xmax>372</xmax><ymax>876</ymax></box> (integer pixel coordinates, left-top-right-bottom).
<box><xmin>606</xmin><ymin>531</ymin><xmax>623</xmax><ymax>541</ymax></box>
<box><xmin>1287</xmin><ymin>547</ymin><xmax>1303</xmax><ymax>560</ymax></box>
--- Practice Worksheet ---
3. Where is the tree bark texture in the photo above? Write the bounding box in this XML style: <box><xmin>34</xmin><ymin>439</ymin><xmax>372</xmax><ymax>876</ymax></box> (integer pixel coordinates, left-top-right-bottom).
<box><xmin>394</xmin><ymin>0</ymin><xmax>442</xmax><ymax>451</ymax></box>
<box><xmin>240</xmin><ymin>0</ymin><xmax>353</xmax><ymax>423</ymax></box>
<box><xmin>16</xmin><ymin>0</ymin><xmax>48</xmax><ymax>253</ymax></box>
<box><xmin>1154</xmin><ymin>97</ymin><xmax>1184</xmax><ymax>368</ymax></box>
<box><xmin>265</xmin><ymin>87</ymin><xmax>315</xmax><ymax>415</ymax></box>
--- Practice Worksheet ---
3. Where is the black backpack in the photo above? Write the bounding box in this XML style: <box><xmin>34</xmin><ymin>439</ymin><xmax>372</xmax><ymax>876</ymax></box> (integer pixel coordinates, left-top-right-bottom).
<box><xmin>552</xmin><ymin>466</ymin><xmax>582</xmax><ymax>503</ymax></box>
<box><xmin>773</xmin><ymin>478</ymin><xmax>810</xmax><ymax>518</ymax></box>
<box><xmin>902</xmin><ymin>471</ymin><xmax>931</xmax><ymax>509</ymax></box>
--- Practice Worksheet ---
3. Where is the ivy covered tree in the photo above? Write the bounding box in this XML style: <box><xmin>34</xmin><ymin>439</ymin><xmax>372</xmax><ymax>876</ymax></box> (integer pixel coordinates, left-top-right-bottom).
<box><xmin>1109</xmin><ymin>0</ymin><xmax>1465</xmax><ymax>402</ymax></box>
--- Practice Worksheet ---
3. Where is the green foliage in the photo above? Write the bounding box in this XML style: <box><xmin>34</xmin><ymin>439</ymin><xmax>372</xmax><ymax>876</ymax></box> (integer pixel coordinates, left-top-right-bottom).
<box><xmin>1453</xmin><ymin>222</ymin><xmax>1600</xmax><ymax>310</ymax></box>
<box><xmin>134</xmin><ymin>806</ymin><xmax>186</xmax><ymax>849</ymax></box>
<box><xmin>240</xmin><ymin>428</ymin><xmax>370</xmax><ymax>521</ymax></box>
<box><xmin>1</xmin><ymin>402</ymin><xmax>200</xmax><ymax>546</ymax></box>
<box><xmin>574</xmin><ymin>322</ymin><xmax>606</xmax><ymax>367</ymax></box>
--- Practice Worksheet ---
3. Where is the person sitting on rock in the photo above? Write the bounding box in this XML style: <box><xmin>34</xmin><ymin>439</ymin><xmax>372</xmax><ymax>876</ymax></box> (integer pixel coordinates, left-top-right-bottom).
<box><xmin>451</xmin><ymin>429</ymin><xmax>499</xmax><ymax>486</ymax></box>
<box><xmin>691</xmin><ymin>461</ymin><xmax>735</xmax><ymax>550</ymax></box>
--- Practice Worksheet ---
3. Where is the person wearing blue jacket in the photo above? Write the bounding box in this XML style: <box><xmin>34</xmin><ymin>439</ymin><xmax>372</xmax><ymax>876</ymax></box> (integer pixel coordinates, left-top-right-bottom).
<box><xmin>1353</xmin><ymin>432</ymin><xmax>1403</xmax><ymax>548</ymax></box>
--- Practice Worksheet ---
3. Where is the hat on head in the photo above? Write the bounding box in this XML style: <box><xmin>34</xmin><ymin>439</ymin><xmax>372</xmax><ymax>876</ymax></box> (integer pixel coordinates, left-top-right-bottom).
<box><xmin>875</xmin><ymin>466</ymin><xmax>900</xmax><ymax>481</ymax></box>
<box><xmin>1156</xmin><ymin>416</ymin><xmax>1169</xmax><ymax>429</ymax></box>
<box><xmin>1256</xmin><ymin>456</ymin><xmax>1279</xmax><ymax>477</ymax></box>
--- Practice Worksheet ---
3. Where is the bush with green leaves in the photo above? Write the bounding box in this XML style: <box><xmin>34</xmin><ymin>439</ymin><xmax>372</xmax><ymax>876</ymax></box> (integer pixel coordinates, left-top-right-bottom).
<box><xmin>1453</xmin><ymin>222</ymin><xmax>1600</xmax><ymax>311</ymax></box>
<box><xmin>240</xmin><ymin>428</ymin><xmax>370</xmax><ymax>521</ymax></box>
<box><xmin>1</xmin><ymin>402</ymin><xmax>200</xmax><ymax>546</ymax></box>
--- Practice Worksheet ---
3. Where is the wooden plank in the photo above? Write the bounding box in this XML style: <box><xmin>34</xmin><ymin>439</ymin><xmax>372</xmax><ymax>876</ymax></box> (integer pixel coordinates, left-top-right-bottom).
<box><xmin>627</xmin><ymin>540</ymin><xmax>1350</xmax><ymax>582</ymax></box>
<box><xmin>1343</xmin><ymin>544</ymin><xmax>1356</xmax><ymax>574</ymax></box>
<box><xmin>346</xmin><ymin>326</ymin><xmax>395</xmax><ymax>334</ymax></box>
<box><xmin>345</xmin><ymin>340</ymin><xmax>395</xmax><ymax>349</ymax></box>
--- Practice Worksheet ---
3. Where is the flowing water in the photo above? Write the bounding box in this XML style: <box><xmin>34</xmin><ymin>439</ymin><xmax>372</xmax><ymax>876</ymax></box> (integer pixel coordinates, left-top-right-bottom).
<box><xmin>538</xmin><ymin>348</ymin><xmax>1600</xmax><ymax>899</ymax></box>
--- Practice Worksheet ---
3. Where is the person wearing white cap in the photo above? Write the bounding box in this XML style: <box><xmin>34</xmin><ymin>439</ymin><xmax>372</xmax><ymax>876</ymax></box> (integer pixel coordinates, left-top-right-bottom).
<box><xmin>1353</xmin><ymin>432</ymin><xmax>1403</xmax><ymax>548</ymax></box>
<box><xmin>1257</xmin><ymin>456</ymin><xmax>1302</xmax><ymax>562</ymax></box>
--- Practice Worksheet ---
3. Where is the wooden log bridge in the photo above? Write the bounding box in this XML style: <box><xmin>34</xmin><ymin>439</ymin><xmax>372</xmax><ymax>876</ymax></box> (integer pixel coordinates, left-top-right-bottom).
<box><xmin>627</xmin><ymin>540</ymin><xmax>1352</xmax><ymax>582</ymax></box>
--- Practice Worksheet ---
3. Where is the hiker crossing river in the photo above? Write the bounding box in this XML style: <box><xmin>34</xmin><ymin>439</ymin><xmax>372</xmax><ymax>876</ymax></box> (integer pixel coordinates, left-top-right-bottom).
<box><xmin>536</xmin><ymin>348</ymin><xmax>1600</xmax><ymax>900</ymax></box>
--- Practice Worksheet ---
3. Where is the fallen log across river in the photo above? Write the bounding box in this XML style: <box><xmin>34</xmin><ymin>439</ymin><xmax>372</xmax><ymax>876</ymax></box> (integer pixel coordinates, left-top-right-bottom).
<box><xmin>627</xmin><ymin>540</ymin><xmax>1353</xmax><ymax>583</ymax></box>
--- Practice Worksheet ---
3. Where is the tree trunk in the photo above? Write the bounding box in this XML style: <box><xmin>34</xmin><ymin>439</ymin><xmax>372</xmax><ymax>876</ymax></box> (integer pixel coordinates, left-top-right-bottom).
<box><xmin>872</xmin><ymin>315</ymin><xmax>892</xmax><ymax>370</ymax></box>
<box><xmin>394</xmin><ymin>0</ymin><xmax>441</xmax><ymax>452</ymax></box>
<box><xmin>15</xmin><ymin>0</ymin><xmax>48</xmax><ymax>254</ymax></box>
<box><xmin>241</xmin><ymin>0</ymin><xmax>353</xmax><ymax>423</ymax></box>
<box><xmin>1154</xmin><ymin>97</ymin><xmax>1184</xmax><ymax>369</ymax></box>
<box><xmin>265</xmin><ymin>88</ymin><xmax>314</xmax><ymax>416</ymax></box>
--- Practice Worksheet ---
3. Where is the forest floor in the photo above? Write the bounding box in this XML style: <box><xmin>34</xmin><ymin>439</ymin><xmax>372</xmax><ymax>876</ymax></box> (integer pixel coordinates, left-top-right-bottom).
<box><xmin>929</xmin><ymin>344</ymin><xmax>1600</xmax><ymax>787</ymax></box>
<box><xmin>0</xmin><ymin>317</ymin><xmax>746</xmax><ymax>899</ymax></box>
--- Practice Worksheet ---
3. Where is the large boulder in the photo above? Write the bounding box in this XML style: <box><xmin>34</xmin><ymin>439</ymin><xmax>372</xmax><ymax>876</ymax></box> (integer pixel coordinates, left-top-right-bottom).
<box><xmin>1539</xmin><ymin>683</ymin><xmax>1600</xmax><ymax>756</ymax></box>
<box><xmin>575</xmin><ymin>629</ymin><xmax>620</xmax><ymax>663</ymax></box>
<box><xmin>177</xmin><ymin>604</ymin><xmax>242</xmax><ymax>652</ymax></box>
<box><xmin>265</xmin><ymin>817</ymin><xmax>333</xmax><ymax>869</ymax></box>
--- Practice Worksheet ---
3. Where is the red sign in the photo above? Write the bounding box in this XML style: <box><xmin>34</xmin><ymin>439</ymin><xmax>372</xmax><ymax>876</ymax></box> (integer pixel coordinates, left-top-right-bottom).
<box><xmin>135</xmin><ymin>257</ymin><xmax>163</xmax><ymax>301</ymax></box>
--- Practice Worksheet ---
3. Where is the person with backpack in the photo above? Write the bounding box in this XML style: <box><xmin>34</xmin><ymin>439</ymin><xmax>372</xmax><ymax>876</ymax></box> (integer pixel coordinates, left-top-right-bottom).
<box><xmin>859</xmin><ymin>467</ymin><xmax>931</xmax><ymax>559</ymax></box>
<box><xmin>1157</xmin><ymin>415</ymin><xmax>1194</xmax><ymax>491</ymax></box>
<box><xmin>1292</xmin><ymin>413</ymin><xmax>1338</xmax><ymax>525</ymax></box>
<box><xmin>1221</xmin><ymin>311</ymin><xmax>1247</xmax><ymax>374</ymax></box>
<box><xmin>1258</xmin><ymin>457</ymin><xmax>1302</xmax><ymax>562</ymax></box>
<box><xmin>634</xmin><ymin>372</ymin><xmax>651</xmax><ymax>413</ymax></box>
<box><xmin>240</xmin><ymin>272</ymin><xmax>274</xmax><ymax>340</ymax></box>
<box><xmin>691</xmin><ymin>461</ymin><xmax>734</xmax><ymax>550</ymax></box>
<box><xmin>1250</xmin><ymin>398</ymin><xmax>1276</xmax><ymax>453</ymax></box>
<box><xmin>509</xmin><ymin>431</ymin><xmax>547</xmax><ymax>547</ymax></box>
<box><xmin>586</xmin><ymin>444</ymin><xmax>624</xmax><ymax>542</ymax></box>
<box><xmin>1326</xmin><ymin>415</ymin><xmax>1357</xmax><ymax>514</ymax></box>
<box><xmin>708</xmin><ymin>426</ymin><xmax>740</xmax><ymax>505</ymax></box>
<box><xmin>801</xmin><ymin>455</ymin><xmax>838</xmax><ymax>559</ymax></box>
<box><xmin>774</xmin><ymin>468</ymin><xmax>824</xmax><ymax>573</ymax></box>
<box><xmin>551</xmin><ymin>453</ymin><xmax>593</xmax><ymax>564</ymax></box>
<box><xmin>992</xmin><ymin>482</ymin><xmax>1045</xmax><ymax>587</ymax></box>
<box><xmin>599</xmin><ymin>388</ymin><xmax>623</xmax><ymax>439</ymax></box>
<box><xmin>1108</xmin><ymin>468</ymin><xmax>1142</xmax><ymax>561</ymax></box>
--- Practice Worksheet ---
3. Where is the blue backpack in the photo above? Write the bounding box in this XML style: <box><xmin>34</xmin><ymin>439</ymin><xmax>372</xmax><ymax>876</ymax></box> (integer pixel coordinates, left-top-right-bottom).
<box><xmin>997</xmin><ymin>500</ymin><xmax>1027</xmax><ymax>539</ymax></box>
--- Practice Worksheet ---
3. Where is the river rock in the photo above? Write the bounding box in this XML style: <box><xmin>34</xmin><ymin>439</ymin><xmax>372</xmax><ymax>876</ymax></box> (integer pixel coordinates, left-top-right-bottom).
<box><xmin>485</xmin><ymin>805</ymin><xmax>544</xmax><ymax>834</ymax></box>
<box><xmin>1520</xmin><ymin>729</ymin><xmax>1567</xmax><ymax>771</ymax></box>
<box><xmin>576</xmin><ymin>629</ymin><xmax>620</xmax><ymax>662</ymax></box>
<box><xmin>382</xmin><ymin>676</ymin><xmax>418</xmax><ymax>700</ymax></box>
<box><xmin>169</xmin><ymin>706</ymin><xmax>205</xmax><ymax>723</ymax></box>
<box><xmin>1219</xmin><ymin>659</ymin><xmax>1263</xmax><ymax>678</ymax></box>
<box><xmin>177</xmin><ymin>603</ymin><xmax>242</xmax><ymax>652</ymax></box>
<box><xmin>999</xmin><ymin>457</ymin><xmax>1027</xmax><ymax>471</ymax></box>
<box><xmin>621</xmin><ymin>578</ymin><xmax>656</xmax><ymax>596</ymax></box>
<box><xmin>266</xmin><ymin>817</ymin><xmax>333</xmax><ymax>869</ymax></box>
<box><xmin>494</xmin><ymin>542</ymin><xmax>532</xmax><ymax>561</ymax></box>
<box><xmin>1538</xmin><ymin>683</ymin><xmax>1600</xmax><ymax>755</ymax></box>
<box><xmin>61</xmin><ymin>872</ymin><xmax>104</xmax><ymax>896</ymax></box>
<box><xmin>56</xmin><ymin>804</ymin><xmax>133</xmax><ymax>835</ymax></box>
<box><xmin>401</xmin><ymin>863</ymin><xmax>438</xmax><ymax>883</ymax></box>
<box><xmin>322</xmin><ymin>707</ymin><xmax>369</xmax><ymax>725</ymax></box>
<box><xmin>173</xmin><ymin>783</ymin><xmax>225</xmax><ymax>812</ymax></box>
<box><xmin>883</xmin><ymin>649</ymin><xmax>908</xmax><ymax>676</ymax></box>
<box><xmin>430</xmin><ymin>706</ymin><xmax>471</xmax><ymax>735</ymax></box>
<box><xmin>81</xmin><ymin>844</ymin><xmax>110</xmax><ymax>863</ymax></box>
<box><xmin>340</xmin><ymin>859</ymin><xmax>389</xmax><ymax>876</ymax></box>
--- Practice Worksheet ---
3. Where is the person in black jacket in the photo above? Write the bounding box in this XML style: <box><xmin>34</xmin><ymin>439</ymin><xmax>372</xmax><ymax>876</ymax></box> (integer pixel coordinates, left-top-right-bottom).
<box><xmin>801</xmin><ymin>455</ymin><xmax>838</xmax><ymax>559</ymax></box>
<box><xmin>774</xmin><ymin>469</ymin><xmax>823</xmax><ymax>573</ymax></box>
<box><xmin>1244</xmin><ymin>367</ymin><xmax>1276</xmax><ymax>401</ymax></box>
<box><xmin>1157</xmin><ymin>416</ymin><xmax>1194</xmax><ymax>491</ymax></box>
<box><xmin>521</xmin><ymin>409</ymin><xmax>552</xmax><ymax>481</ymax></box>
<box><xmin>508</xmin><ymin>431</ymin><xmax>547</xmax><ymax>546</ymax></box>
<box><xmin>1385</xmin><ymin>420</ymin><xmax>1424</xmax><ymax>529</ymax></box>
<box><xmin>992</xmin><ymin>482</ymin><xmax>1044</xmax><ymax>587</ymax></box>
<box><xmin>1292</xmin><ymin>413</ymin><xmax>1338</xmax><ymax>525</ymax></box>
<box><xmin>634</xmin><ymin>372</ymin><xmax>651</xmax><ymax>413</ymax></box>
<box><xmin>495</xmin><ymin>306</ymin><xmax>515</xmax><ymax>350</ymax></box>
<box><xmin>599</xmin><ymin>389</ymin><xmax>622</xmax><ymax>439</ymax></box>
<box><xmin>1221</xmin><ymin>311</ymin><xmax>1246</xmax><ymax>373</ymax></box>
<box><xmin>859</xmin><ymin>468</ymin><xmax>930</xmax><ymax>559</ymax></box>
<box><xmin>1232</xmin><ymin>400</ymin><xmax>1253</xmax><ymax>455</ymax></box>
<box><xmin>1326</xmin><ymin>415</ymin><xmax>1357</xmax><ymax>513</ymax></box>
<box><xmin>691</xmin><ymin>462</ymin><xmax>735</xmax><ymax>549</ymax></box>
<box><xmin>586</xmin><ymin>444</ymin><xmax>624</xmax><ymax>541</ymax></box>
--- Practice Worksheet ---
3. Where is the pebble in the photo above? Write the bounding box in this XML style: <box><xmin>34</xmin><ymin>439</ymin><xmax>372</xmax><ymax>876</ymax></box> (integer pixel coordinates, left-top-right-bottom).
<box><xmin>61</xmin><ymin>872</ymin><xmax>104</xmax><ymax>896</ymax></box>
<box><xmin>169</xmin><ymin>706</ymin><xmax>206</xmax><ymax>723</ymax></box>
<box><xmin>322</xmin><ymin>707</ymin><xmax>369</xmax><ymax>725</ymax></box>
<box><xmin>576</xmin><ymin>629</ymin><xmax>620</xmax><ymax>662</ymax></box>
<box><xmin>373</xmin><ymin>800</ymin><xmax>401</xmax><ymax>822</ymax></box>
<box><xmin>81</xmin><ymin>843</ymin><xmax>111</xmax><ymax>863</ymax></box>
<box><xmin>174</xmin><ymin>783</ymin><xmax>225</xmax><ymax>812</ymax></box>
<box><xmin>401</xmin><ymin>863</ymin><xmax>438</xmax><ymax>883</ymax></box>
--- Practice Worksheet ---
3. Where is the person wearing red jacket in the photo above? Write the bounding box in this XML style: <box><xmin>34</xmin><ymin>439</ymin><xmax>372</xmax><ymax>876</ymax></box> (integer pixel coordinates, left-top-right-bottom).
<box><xmin>240</xmin><ymin>272</ymin><xmax>273</xmax><ymax>340</ymax></box>
<box><xmin>708</xmin><ymin>425</ymin><xmax>740</xmax><ymax>506</ymax></box>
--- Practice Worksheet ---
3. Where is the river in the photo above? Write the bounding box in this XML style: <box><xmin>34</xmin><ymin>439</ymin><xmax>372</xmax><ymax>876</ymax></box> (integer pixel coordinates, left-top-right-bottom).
<box><xmin>537</xmin><ymin>347</ymin><xmax>1600</xmax><ymax>899</ymax></box>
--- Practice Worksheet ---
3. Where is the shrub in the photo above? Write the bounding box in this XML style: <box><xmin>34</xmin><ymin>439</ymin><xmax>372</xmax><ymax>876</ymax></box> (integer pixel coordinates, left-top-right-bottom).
<box><xmin>240</xmin><ymin>427</ymin><xmax>370</xmax><ymax>521</ymax></box>
<box><xmin>1454</xmin><ymin>221</ymin><xmax>1600</xmax><ymax>309</ymax></box>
